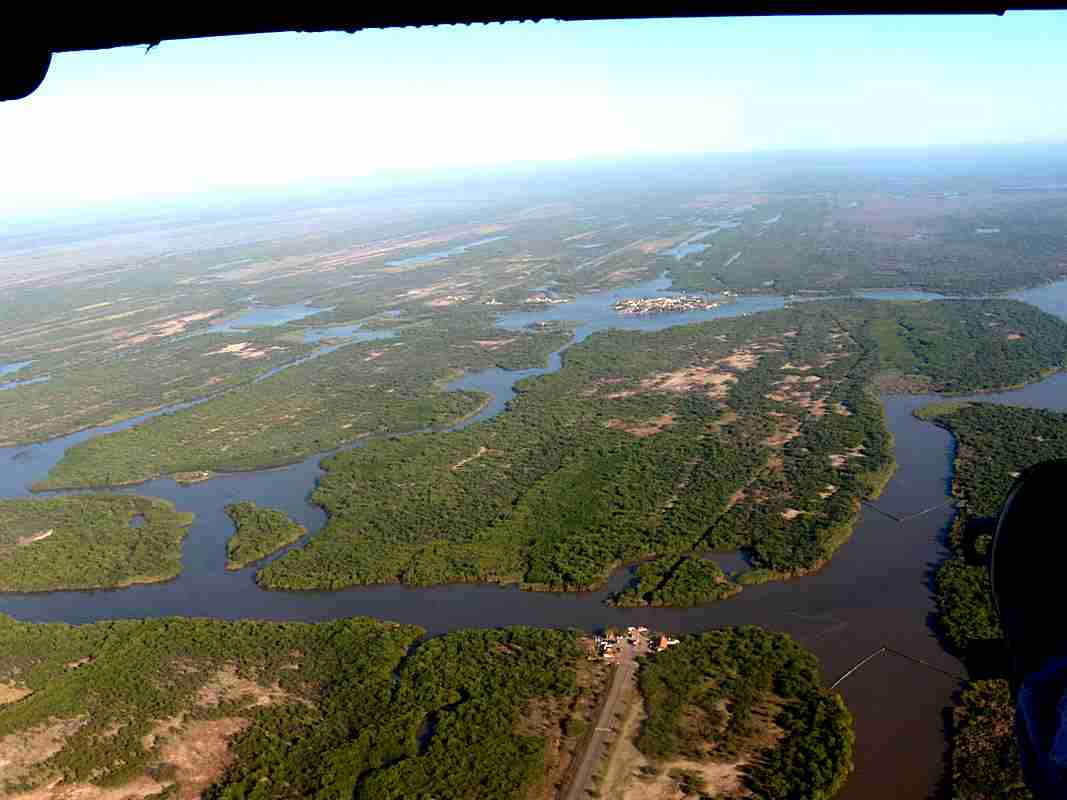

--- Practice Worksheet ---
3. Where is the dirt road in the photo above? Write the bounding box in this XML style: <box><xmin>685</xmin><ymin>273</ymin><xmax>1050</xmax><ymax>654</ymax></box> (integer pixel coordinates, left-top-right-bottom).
<box><xmin>564</xmin><ymin>637</ymin><xmax>641</xmax><ymax>800</ymax></box>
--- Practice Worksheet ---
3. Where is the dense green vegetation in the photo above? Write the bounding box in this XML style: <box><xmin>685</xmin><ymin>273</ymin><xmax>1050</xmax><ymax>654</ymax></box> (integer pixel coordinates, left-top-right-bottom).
<box><xmin>258</xmin><ymin>300</ymin><xmax>896</xmax><ymax>592</ymax></box>
<box><xmin>917</xmin><ymin>401</ymin><xmax>1067</xmax><ymax>800</ymax></box>
<box><xmin>667</xmin><ymin>193</ymin><xmax>1067</xmax><ymax>297</ymax></box>
<box><xmin>870</xmin><ymin>299</ymin><xmax>1067</xmax><ymax>393</ymax></box>
<box><xmin>921</xmin><ymin>402</ymin><xmax>1067</xmax><ymax>656</ymax></box>
<box><xmin>0</xmin><ymin>616</ymin><xmax>598</xmax><ymax>800</ymax></box>
<box><xmin>637</xmin><ymin>627</ymin><xmax>853</xmax><ymax>799</ymax></box>
<box><xmin>224</xmin><ymin>501</ymin><xmax>306</xmax><ymax>570</ymax></box>
<box><xmin>610</xmin><ymin>556</ymin><xmax>740</xmax><ymax>607</ymax></box>
<box><xmin>0</xmin><ymin>495</ymin><xmax>193</xmax><ymax>592</ymax></box>
<box><xmin>950</xmin><ymin>679</ymin><xmax>1031</xmax><ymax>800</ymax></box>
<box><xmin>36</xmin><ymin>321</ymin><xmax>570</xmax><ymax>489</ymax></box>
<box><xmin>254</xmin><ymin>298</ymin><xmax>1066</xmax><ymax>595</ymax></box>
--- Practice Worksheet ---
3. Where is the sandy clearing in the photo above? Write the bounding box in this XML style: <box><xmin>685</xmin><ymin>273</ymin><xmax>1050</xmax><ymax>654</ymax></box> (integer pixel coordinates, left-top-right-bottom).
<box><xmin>0</xmin><ymin>716</ymin><xmax>87</xmax><ymax>782</ymax></box>
<box><xmin>159</xmin><ymin>718</ymin><xmax>249</xmax><ymax>800</ymax></box>
<box><xmin>451</xmin><ymin>446</ymin><xmax>491</xmax><ymax>471</ymax></box>
<box><xmin>719</xmin><ymin>351</ymin><xmax>759</xmax><ymax>371</ymax></box>
<box><xmin>601</xmin><ymin>693</ymin><xmax>745</xmax><ymax>800</ymax></box>
<box><xmin>205</xmin><ymin>342</ymin><xmax>270</xmax><ymax>360</ymax></box>
<box><xmin>725</xmin><ymin>488</ymin><xmax>747</xmax><ymax>511</ymax></box>
<box><xmin>605</xmin><ymin>414</ymin><xmax>676</xmax><ymax>438</ymax></box>
<box><xmin>641</xmin><ymin>368</ymin><xmax>736</xmax><ymax>399</ymax></box>
<box><xmin>829</xmin><ymin>445</ymin><xmax>866</xmax><ymax>467</ymax></box>
<box><xmin>0</xmin><ymin>681</ymin><xmax>32</xmax><ymax>705</ymax></box>
<box><xmin>819</xmin><ymin>484</ymin><xmax>839</xmax><ymax>499</ymax></box>
<box><xmin>5</xmin><ymin>775</ymin><xmax>169</xmax><ymax>800</ymax></box>
<box><xmin>16</xmin><ymin>529</ymin><xmax>53</xmax><ymax>546</ymax></box>
<box><xmin>473</xmin><ymin>338</ymin><xmax>518</xmax><ymax>350</ymax></box>
<box><xmin>196</xmin><ymin>664</ymin><xmax>292</xmax><ymax>708</ymax></box>
<box><xmin>763</xmin><ymin>428</ymin><xmax>800</xmax><ymax>447</ymax></box>
<box><xmin>638</xmin><ymin>237</ymin><xmax>686</xmax><ymax>254</ymax></box>
<box><xmin>1007</xmin><ymin>332</ymin><xmax>1024</xmax><ymax>341</ymax></box>
<box><xmin>781</xmin><ymin>508</ymin><xmax>803</xmax><ymax>520</ymax></box>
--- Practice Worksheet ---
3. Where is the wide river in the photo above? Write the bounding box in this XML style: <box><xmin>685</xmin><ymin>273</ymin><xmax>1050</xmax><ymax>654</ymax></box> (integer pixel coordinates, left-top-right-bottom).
<box><xmin>3</xmin><ymin>277</ymin><xmax>1067</xmax><ymax>800</ymax></box>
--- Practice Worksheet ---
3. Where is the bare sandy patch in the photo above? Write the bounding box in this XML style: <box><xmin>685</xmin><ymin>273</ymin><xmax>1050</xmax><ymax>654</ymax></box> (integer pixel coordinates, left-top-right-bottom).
<box><xmin>724</xmin><ymin>488</ymin><xmax>747</xmax><ymax>511</ymax></box>
<box><xmin>451</xmin><ymin>446</ymin><xmax>491</xmax><ymax>471</ymax></box>
<box><xmin>605</xmin><ymin>414</ymin><xmax>676</xmax><ymax>438</ymax></box>
<box><xmin>16</xmin><ymin>529</ymin><xmax>53</xmax><ymax>546</ymax></box>
<box><xmin>6</xmin><ymin>775</ymin><xmax>169</xmax><ymax>800</ymax></box>
<box><xmin>1006</xmin><ymin>332</ymin><xmax>1024</xmax><ymax>341</ymax></box>
<box><xmin>0</xmin><ymin>716</ymin><xmax>87</xmax><ymax>783</ymax></box>
<box><xmin>427</xmin><ymin>295</ymin><xmax>468</xmax><ymax>307</ymax></box>
<box><xmin>605</xmin><ymin>268</ymin><xmax>646</xmax><ymax>282</ymax></box>
<box><xmin>819</xmin><ymin>485</ymin><xmax>839</xmax><ymax>499</ymax></box>
<box><xmin>641</xmin><ymin>368</ymin><xmax>736</xmax><ymax>399</ymax></box>
<box><xmin>196</xmin><ymin>664</ymin><xmax>291</xmax><ymax>708</ymax></box>
<box><xmin>158</xmin><ymin>718</ymin><xmax>249</xmax><ymax>800</ymax></box>
<box><xmin>763</xmin><ymin>427</ymin><xmax>800</xmax><ymax>447</ymax></box>
<box><xmin>829</xmin><ymin>445</ymin><xmax>866</xmax><ymax>468</ymax></box>
<box><xmin>601</xmin><ymin>692</ymin><xmax>746</xmax><ymax>800</ymax></box>
<box><xmin>473</xmin><ymin>338</ymin><xmax>518</xmax><ymax>350</ymax></box>
<box><xmin>205</xmin><ymin>342</ymin><xmax>270</xmax><ymax>360</ymax></box>
<box><xmin>719</xmin><ymin>351</ymin><xmax>759</xmax><ymax>371</ymax></box>
<box><xmin>363</xmin><ymin>350</ymin><xmax>385</xmax><ymax>362</ymax></box>
<box><xmin>0</xmin><ymin>681</ymin><xmax>32</xmax><ymax>705</ymax></box>
<box><xmin>781</xmin><ymin>362</ymin><xmax>813</xmax><ymax>371</ymax></box>
<box><xmin>781</xmin><ymin>508</ymin><xmax>803</xmax><ymax>520</ymax></box>
<box><xmin>638</xmin><ymin>237</ymin><xmax>686</xmax><ymax>254</ymax></box>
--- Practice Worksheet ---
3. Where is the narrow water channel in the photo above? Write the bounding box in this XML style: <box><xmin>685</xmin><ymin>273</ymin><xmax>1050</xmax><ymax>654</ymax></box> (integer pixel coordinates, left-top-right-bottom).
<box><xmin>3</xmin><ymin>278</ymin><xmax>1067</xmax><ymax>799</ymax></box>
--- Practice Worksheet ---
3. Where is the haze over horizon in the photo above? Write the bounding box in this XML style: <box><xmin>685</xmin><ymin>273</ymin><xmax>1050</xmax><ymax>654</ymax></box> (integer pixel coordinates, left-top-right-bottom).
<box><xmin>4</xmin><ymin>12</ymin><xmax>1067</xmax><ymax>221</ymax></box>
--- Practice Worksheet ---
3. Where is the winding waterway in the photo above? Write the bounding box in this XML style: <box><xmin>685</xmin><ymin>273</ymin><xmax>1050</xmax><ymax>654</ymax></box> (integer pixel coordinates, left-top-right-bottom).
<box><xmin>4</xmin><ymin>277</ymin><xmax>1067</xmax><ymax>799</ymax></box>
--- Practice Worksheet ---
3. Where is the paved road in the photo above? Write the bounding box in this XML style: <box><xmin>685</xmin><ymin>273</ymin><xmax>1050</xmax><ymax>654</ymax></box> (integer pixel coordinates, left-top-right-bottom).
<box><xmin>564</xmin><ymin>639</ymin><xmax>640</xmax><ymax>800</ymax></box>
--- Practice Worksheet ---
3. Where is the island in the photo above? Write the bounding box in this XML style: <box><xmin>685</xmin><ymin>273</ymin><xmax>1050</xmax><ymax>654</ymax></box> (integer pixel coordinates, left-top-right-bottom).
<box><xmin>224</xmin><ymin>501</ymin><xmax>307</xmax><ymax>570</ymax></box>
<box><xmin>0</xmin><ymin>495</ymin><xmax>193</xmax><ymax>592</ymax></box>
<box><xmin>613</xmin><ymin>294</ymin><xmax>727</xmax><ymax>315</ymax></box>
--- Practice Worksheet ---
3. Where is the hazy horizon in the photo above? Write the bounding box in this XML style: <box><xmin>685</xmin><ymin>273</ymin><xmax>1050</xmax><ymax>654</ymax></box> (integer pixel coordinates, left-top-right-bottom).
<box><xmin>4</xmin><ymin>13</ymin><xmax>1067</xmax><ymax>221</ymax></box>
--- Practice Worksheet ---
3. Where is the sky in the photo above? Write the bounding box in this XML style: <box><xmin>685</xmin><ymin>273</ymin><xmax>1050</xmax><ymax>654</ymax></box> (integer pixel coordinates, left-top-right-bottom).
<box><xmin>3</xmin><ymin>12</ymin><xmax>1067</xmax><ymax>220</ymax></box>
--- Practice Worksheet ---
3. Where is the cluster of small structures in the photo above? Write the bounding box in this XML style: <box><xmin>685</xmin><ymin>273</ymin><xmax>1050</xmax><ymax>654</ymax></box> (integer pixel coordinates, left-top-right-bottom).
<box><xmin>524</xmin><ymin>292</ymin><xmax>569</xmax><ymax>305</ymax></box>
<box><xmin>594</xmin><ymin>626</ymin><xmax>680</xmax><ymax>660</ymax></box>
<box><xmin>613</xmin><ymin>295</ymin><xmax>725</xmax><ymax>315</ymax></box>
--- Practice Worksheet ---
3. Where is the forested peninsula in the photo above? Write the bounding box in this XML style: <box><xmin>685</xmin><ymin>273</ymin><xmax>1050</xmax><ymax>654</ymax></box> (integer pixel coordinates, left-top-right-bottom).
<box><xmin>258</xmin><ymin>299</ymin><xmax>1067</xmax><ymax>597</ymax></box>
<box><xmin>916</xmin><ymin>401</ymin><xmax>1067</xmax><ymax>800</ymax></box>
<box><xmin>0</xmin><ymin>495</ymin><xmax>193</xmax><ymax>592</ymax></box>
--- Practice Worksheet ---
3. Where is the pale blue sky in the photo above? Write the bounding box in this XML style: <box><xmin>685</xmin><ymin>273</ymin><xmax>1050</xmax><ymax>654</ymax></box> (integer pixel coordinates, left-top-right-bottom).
<box><xmin>3</xmin><ymin>13</ymin><xmax>1067</xmax><ymax>219</ymax></box>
